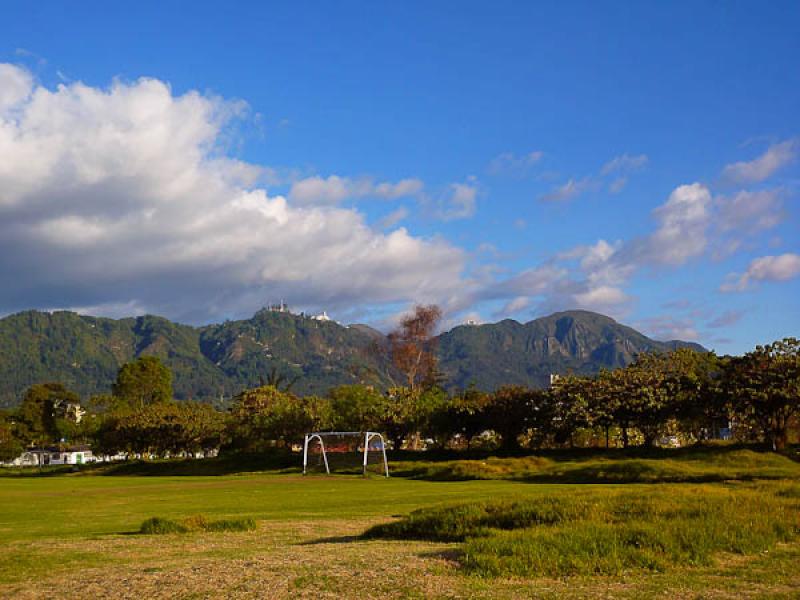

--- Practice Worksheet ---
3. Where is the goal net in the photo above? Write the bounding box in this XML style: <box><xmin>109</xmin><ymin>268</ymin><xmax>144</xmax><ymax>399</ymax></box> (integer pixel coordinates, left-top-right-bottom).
<box><xmin>302</xmin><ymin>431</ymin><xmax>389</xmax><ymax>477</ymax></box>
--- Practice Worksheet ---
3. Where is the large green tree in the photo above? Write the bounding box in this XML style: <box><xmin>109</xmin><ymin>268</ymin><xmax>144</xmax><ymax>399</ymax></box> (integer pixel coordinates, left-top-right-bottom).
<box><xmin>659</xmin><ymin>349</ymin><xmax>723</xmax><ymax>441</ymax></box>
<box><xmin>0</xmin><ymin>410</ymin><xmax>23</xmax><ymax>461</ymax></box>
<box><xmin>549</xmin><ymin>376</ymin><xmax>594</xmax><ymax>447</ymax></box>
<box><xmin>96</xmin><ymin>401</ymin><xmax>226</xmax><ymax>456</ymax></box>
<box><xmin>380</xmin><ymin>386</ymin><xmax>447</xmax><ymax>450</ymax></box>
<box><xmin>723</xmin><ymin>338</ymin><xmax>800</xmax><ymax>450</ymax></box>
<box><xmin>228</xmin><ymin>386</ymin><xmax>329</xmax><ymax>451</ymax></box>
<box><xmin>16</xmin><ymin>383</ymin><xmax>80</xmax><ymax>446</ymax></box>
<box><xmin>483</xmin><ymin>385</ymin><xmax>534</xmax><ymax>451</ymax></box>
<box><xmin>327</xmin><ymin>384</ymin><xmax>384</xmax><ymax>432</ymax></box>
<box><xmin>112</xmin><ymin>356</ymin><xmax>173</xmax><ymax>409</ymax></box>
<box><xmin>428</xmin><ymin>387</ymin><xmax>491</xmax><ymax>450</ymax></box>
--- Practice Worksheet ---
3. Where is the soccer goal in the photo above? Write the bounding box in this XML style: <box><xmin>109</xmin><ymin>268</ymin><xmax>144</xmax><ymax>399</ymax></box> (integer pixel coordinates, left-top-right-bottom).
<box><xmin>302</xmin><ymin>431</ymin><xmax>389</xmax><ymax>477</ymax></box>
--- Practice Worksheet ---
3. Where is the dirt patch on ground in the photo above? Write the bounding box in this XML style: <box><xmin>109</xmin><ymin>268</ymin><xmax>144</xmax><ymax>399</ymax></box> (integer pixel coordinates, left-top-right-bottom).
<box><xmin>2</xmin><ymin>520</ymin><xmax>799</xmax><ymax>599</ymax></box>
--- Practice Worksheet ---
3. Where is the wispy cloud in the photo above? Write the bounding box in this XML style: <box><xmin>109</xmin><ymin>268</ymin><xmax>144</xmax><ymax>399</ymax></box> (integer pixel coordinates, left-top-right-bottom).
<box><xmin>716</xmin><ymin>189</ymin><xmax>785</xmax><ymax>234</ymax></box>
<box><xmin>707</xmin><ymin>309</ymin><xmax>745</xmax><ymax>329</ymax></box>
<box><xmin>720</xmin><ymin>253</ymin><xmax>800</xmax><ymax>292</ymax></box>
<box><xmin>721</xmin><ymin>140</ymin><xmax>796</xmax><ymax>184</ymax></box>
<box><xmin>434</xmin><ymin>181</ymin><xmax>478</xmax><ymax>220</ymax></box>
<box><xmin>289</xmin><ymin>175</ymin><xmax>423</xmax><ymax>206</ymax></box>
<box><xmin>377</xmin><ymin>206</ymin><xmax>409</xmax><ymax>229</ymax></box>
<box><xmin>488</xmin><ymin>150</ymin><xmax>544</xmax><ymax>175</ymax></box>
<box><xmin>608</xmin><ymin>177</ymin><xmax>628</xmax><ymax>194</ymax></box>
<box><xmin>494</xmin><ymin>296</ymin><xmax>531</xmax><ymax>318</ymax></box>
<box><xmin>636</xmin><ymin>315</ymin><xmax>700</xmax><ymax>341</ymax></box>
<box><xmin>600</xmin><ymin>153</ymin><xmax>648</xmax><ymax>176</ymax></box>
<box><xmin>539</xmin><ymin>177</ymin><xmax>593</xmax><ymax>202</ymax></box>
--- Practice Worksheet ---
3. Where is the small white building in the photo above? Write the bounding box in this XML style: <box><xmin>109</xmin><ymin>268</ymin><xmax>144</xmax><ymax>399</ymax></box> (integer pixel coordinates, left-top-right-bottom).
<box><xmin>5</xmin><ymin>445</ymin><xmax>94</xmax><ymax>467</ymax></box>
<box><xmin>311</xmin><ymin>311</ymin><xmax>331</xmax><ymax>322</ymax></box>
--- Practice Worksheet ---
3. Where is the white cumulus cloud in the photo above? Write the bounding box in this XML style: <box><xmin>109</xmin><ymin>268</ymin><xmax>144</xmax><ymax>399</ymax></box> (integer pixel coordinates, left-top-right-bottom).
<box><xmin>0</xmin><ymin>64</ymin><xmax>466</xmax><ymax>322</ymax></box>
<box><xmin>0</xmin><ymin>63</ymin><xmax>33</xmax><ymax>109</ymax></box>
<box><xmin>635</xmin><ymin>183</ymin><xmax>712</xmax><ymax>266</ymax></box>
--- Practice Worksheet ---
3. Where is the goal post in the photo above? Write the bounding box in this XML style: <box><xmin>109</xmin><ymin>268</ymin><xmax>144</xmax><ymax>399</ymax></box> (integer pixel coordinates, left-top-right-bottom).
<box><xmin>302</xmin><ymin>431</ymin><xmax>389</xmax><ymax>477</ymax></box>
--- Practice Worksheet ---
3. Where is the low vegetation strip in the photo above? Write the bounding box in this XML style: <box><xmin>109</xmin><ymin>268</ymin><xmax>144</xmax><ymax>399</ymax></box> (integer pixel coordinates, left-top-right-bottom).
<box><xmin>390</xmin><ymin>448</ymin><xmax>800</xmax><ymax>484</ymax></box>
<box><xmin>139</xmin><ymin>515</ymin><xmax>256</xmax><ymax>535</ymax></box>
<box><xmin>364</xmin><ymin>481</ymin><xmax>800</xmax><ymax>577</ymax></box>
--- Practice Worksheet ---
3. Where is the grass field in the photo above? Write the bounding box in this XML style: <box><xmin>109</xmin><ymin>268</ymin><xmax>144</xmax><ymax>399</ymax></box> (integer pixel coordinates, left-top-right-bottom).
<box><xmin>1</xmin><ymin>447</ymin><xmax>799</xmax><ymax>599</ymax></box>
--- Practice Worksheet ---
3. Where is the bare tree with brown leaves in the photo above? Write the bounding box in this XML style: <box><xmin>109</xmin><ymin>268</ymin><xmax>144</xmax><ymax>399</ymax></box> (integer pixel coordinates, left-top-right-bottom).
<box><xmin>388</xmin><ymin>304</ymin><xmax>443</xmax><ymax>391</ymax></box>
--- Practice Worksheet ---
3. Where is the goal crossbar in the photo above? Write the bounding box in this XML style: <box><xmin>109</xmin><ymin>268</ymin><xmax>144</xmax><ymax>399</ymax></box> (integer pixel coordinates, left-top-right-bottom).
<box><xmin>302</xmin><ymin>431</ymin><xmax>389</xmax><ymax>477</ymax></box>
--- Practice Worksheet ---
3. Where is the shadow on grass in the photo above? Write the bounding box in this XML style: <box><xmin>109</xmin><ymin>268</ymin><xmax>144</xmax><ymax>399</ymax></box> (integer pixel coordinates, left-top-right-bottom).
<box><xmin>298</xmin><ymin>535</ymin><xmax>362</xmax><ymax>545</ymax></box>
<box><xmin>418</xmin><ymin>548</ymin><xmax>464</xmax><ymax>563</ymax></box>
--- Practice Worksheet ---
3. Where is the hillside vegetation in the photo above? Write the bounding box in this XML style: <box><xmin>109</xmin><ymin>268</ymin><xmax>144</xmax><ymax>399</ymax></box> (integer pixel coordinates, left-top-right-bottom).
<box><xmin>0</xmin><ymin>308</ymin><xmax>701</xmax><ymax>406</ymax></box>
<box><xmin>438</xmin><ymin>310</ymin><xmax>703</xmax><ymax>390</ymax></box>
<box><xmin>0</xmin><ymin>308</ymin><xmax>393</xmax><ymax>406</ymax></box>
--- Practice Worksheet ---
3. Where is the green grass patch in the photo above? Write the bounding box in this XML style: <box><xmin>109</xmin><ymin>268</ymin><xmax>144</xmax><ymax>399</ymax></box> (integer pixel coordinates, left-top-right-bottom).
<box><xmin>2</xmin><ymin>445</ymin><xmax>800</xmax><ymax>595</ymax></box>
<box><xmin>391</xmin><ymin>448</ymin><xmax>800</xmax><ymax>484</ymax></box>
<box><xmin>365</xmin><ymin>481</ymin><xmax>800</xmax><ymax>577</ymax></box>
<box><xmin>139</xmin><ymin>514</ymin><xmax>256</xmax><ymax>535</ymax></box>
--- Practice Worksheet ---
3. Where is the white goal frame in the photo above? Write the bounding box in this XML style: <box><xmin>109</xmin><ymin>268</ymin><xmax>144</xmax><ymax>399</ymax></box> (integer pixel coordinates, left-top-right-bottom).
<box><xmin>302</xmin><ymin>431</ymin><xmax>389</xmax><ymax>477</ymax></box>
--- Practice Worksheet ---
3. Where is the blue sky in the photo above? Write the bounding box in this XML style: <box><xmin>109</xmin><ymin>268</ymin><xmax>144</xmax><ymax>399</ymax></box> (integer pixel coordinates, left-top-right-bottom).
<box><xmin>0</xmin><ymin>1</ymin><xmax>798</xmax><ymax>354</ymax></box>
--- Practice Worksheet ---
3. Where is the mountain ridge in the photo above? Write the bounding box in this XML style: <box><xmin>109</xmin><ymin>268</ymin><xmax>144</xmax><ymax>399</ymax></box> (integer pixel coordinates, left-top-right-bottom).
<box><xmin>0</xmin><ymin>308</ymin><xmax>704</xmax><ymax>407</ymax></box>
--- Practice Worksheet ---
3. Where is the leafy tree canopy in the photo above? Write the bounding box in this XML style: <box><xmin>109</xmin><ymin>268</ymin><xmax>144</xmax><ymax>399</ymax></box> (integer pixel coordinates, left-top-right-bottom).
<box><xmin>112</xmin><ymin>356</ymin><xmax>172</xmax><ymax>409</ymax></box>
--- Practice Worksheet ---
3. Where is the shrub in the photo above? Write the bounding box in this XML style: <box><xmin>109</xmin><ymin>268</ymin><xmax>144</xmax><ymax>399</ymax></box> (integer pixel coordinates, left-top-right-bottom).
<box><xmin>365</xmin><ymin>482</ymin><xmax>800</xmax><ymax>577</ymax></box>
<box><xmin>139</xmin><ymin>514</ymin><xmax>257</xmax><ymax>535</ymax></box>
<box><xmin>139</xmin><ymin>517</ymin><xmax>189</xmax><ymax>534</ymax></box>
<box><xmin>205</xmin><ymin>517</ymin><xmax>257</xmax><ymax>532</ymax></box>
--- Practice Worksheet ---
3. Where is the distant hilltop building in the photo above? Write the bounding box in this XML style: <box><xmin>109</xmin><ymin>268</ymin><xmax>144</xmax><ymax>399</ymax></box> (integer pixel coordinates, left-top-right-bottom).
<box><xmin>265</xmin><ymin>301</ymin><xmax>333</xmax><ymax>322</ymax></box>
<box><xmin>465</xmin><ymin>319</ymin><xmax>479</xmax><ymax>326</ymax></box>
<box><xmin>267</xmin><ymin>300</ymin><xmax>290</xmax><ymax>313</ymax></box>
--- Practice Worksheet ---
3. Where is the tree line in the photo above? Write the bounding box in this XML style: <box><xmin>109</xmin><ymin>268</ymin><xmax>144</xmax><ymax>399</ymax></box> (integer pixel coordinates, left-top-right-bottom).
<box><xmin>0</xmin><ymin>305</ymin><xmax>798</xmax><ymax>461</ymax></box>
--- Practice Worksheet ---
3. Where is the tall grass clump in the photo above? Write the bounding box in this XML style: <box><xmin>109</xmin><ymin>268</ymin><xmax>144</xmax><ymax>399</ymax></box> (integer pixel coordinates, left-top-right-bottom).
<box><xmin>139</xmin><ymin>514</ymin><xmax>256</xmax><ymax>535</ymax></box>
<box><xmin>365</xmin><ymin>483</ymin><xmax>800</xmax><ymax>577</ymax></box>
<box><xmin>139</xmin><ymin>517</ymin><xmax>189</xmax><ymax>535</ymax></box>
<box><xmin>363</xmin><ymin>495</ymin><xmax>597</xmax><ymax>542</ymax></box>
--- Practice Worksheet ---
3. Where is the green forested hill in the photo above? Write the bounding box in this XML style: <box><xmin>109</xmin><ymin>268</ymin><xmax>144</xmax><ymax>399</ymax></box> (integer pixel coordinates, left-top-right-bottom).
<box><xmin>0</xmin><ymin>308</ymin><xmax>703</xmax><ymax>407</ymax></box>
<box><xmin>436</xmin><ymin>310</ymin><xmax>705</xmax><ymax>390</ymax></box>
<box><xmin>0</xmin><ymin>309</ymin><xmax>393</xmax><ymax>407</ymax></box>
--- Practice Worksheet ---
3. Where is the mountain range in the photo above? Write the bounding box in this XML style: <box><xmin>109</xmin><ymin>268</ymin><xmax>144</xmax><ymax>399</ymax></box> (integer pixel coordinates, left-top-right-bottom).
<box><xmin>0</xmin><ymin>308</ymin><xmax>704</xmax><ymax>407</ymax></box>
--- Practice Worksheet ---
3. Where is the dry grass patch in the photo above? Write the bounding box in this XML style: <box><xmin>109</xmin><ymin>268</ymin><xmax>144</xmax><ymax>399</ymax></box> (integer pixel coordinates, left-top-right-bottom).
<box><xmin>3</xmin><ymin>517</ymin><xmax>800</xmax><ymax>599</ymax></box>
